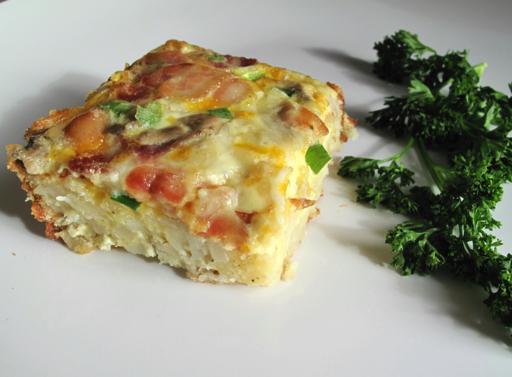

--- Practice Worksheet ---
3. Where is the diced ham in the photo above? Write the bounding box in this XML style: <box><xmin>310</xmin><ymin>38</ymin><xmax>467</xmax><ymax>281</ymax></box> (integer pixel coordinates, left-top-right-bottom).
<box><xmin>115</xmin><ymin>83</ymin><xmax>150</xmax><ymax>101</ymax></box>
<box><xmin>156</xmin><ymin>64</ymin><xmax>227</xmax><ymax>100</ymax></box>
<box><xmin>139</xmin><ymin>63</ymin><xmax>190</xmax><ymax>87</ymax></box>
<box><xmin>139</xmin><ymin>63</ymin><xmax>251</xmax><ymax>106</ymax></box>
<box><xmin>193</xmin><ymin>186</ymin><xmax>248</xmax><ymax>247</ymax></box>
<box><xmin>143</xmin><ymin>50</ymin><xmax>189</xmax><ymax>65</ymax></box>
<box><xmin>202</xmin><ymin>213</ymin><xmax>247</xmax><ymax>247</ymax></box>
<box><xmin>125</xmin><ymin>166</ymin><xmax>158</xmax><ymax>194</ymax></box>
<box><xmin>278</xmin><ymin>103</ymin><xmax>329</xmax><ymax>136</ymax></box>
<box><xmin>116</xmin><ymin>61</ymin><xmax>253</xmax><ymax>106</ymax></box>
<box><xmin>195</xmin><ymin>186</ymin><xmax>237</xmax><ymax>218</ymax></box>
<box><xmin>65</xmin><ymin>109</ymin><xmax>108</xmax><ymax>154</ymax></box>
<box><xmin>125</xmin><ymin>165</ymin><xmax>186</xmax><ymax>205</ymax></box>
<box><xmin>149</xmin><ymin>171</ymin><xmax>186</xmax><ymax>204</ymax></box>
<box><xmin>212</xmin><ymin>77</ymin><xmax>252</xmax><ymax>107</ymax></box>
<box><xmin>126</xmin><ymin>169</ymin><xmax>249</xmax><ymax>246</ymax></box>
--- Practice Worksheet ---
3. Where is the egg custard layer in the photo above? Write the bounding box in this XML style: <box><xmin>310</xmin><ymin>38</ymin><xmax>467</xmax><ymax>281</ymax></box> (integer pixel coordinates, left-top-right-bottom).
<box><xmin>7</xmin><ymin>40</ymin><xmax>355</xmax><ymax>285</ymax></box>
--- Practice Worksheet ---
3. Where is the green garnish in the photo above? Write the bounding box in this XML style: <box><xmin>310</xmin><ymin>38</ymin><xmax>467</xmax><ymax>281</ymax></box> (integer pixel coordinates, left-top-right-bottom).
<box><xmin>208</xmin><ymin>53</ymin><xmax>225</xmax><ymax>62</ymax></box>
<box><xmin>306</xmin><ymin>144</ymin><xmax>331</xmax><ymax>174</ymax></box>
<box><xmin>207</xmin><ymin>108</ymin><xmax>233</xmax><ymax>119</ymax></box>
<box><xmin>111</xmin><ymin>193</ymin><xmax>140</xmax><ymax>210</ymax></box>
<box><xmin>100</xmin><ymin>100</ymin><xmax>135</xmax><ymax>123</ymax></box>
<box><xmin>339</xmin><ymin>30</ymin><xmax>512</xmax><ymax>329</ymax></box>
<box><xmin>373</xmin><ymin>29</ymin><xmax>483</xmax><ymax>92</ymax></box>
<box><xmin>234</xmin><ymin>67</ymin><xmax>265</xmax><ymax>81</ymax></box>
<box><xmin>135</xmin><ymin>101</ymin><xmax>162</xmax><ymax>126</ymax></box>
<box><xmin>100</xmin><ymin>100</ymin><xmax>135</xmax><ymax>117</ymax></box>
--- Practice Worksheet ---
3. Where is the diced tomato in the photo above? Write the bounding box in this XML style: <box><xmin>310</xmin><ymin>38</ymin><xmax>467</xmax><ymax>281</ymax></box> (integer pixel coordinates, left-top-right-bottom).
<box><xmin>125</xmin><ymin>166</ymin><xmax>185</xmax><ymax>205</ymax></box>
<box><xmin>65</xmin><ymin>109</ymin><xmax>108</xmax><ymax>154</ymax></box>
<box><xmin>125</xmin><ymin>165</ymin><xmax>158</xmax><ymax>195</ymax></box>
<box><xmin>204</xmin><ymin>213</ymin><xmax>247</xmax><ymax>247</ymax></box>
<box><xmin>149</xmin><ymin>171</ymin><xmax>186</xmax><ymax>204</ymax></box>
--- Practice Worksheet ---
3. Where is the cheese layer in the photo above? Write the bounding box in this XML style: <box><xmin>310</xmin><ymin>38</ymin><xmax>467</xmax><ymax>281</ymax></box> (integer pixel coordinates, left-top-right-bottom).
<box><xmin>7</xmin><ymin>40</ymin><xmax>354</xmax><ymax>284</ymax></box>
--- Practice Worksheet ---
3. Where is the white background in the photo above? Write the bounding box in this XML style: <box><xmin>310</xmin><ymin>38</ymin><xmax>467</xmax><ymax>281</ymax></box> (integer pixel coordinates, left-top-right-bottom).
<box><xmin>1</xmin><ymin>0</ymin><xmax>511</xmax><ymax>376</ymax></box>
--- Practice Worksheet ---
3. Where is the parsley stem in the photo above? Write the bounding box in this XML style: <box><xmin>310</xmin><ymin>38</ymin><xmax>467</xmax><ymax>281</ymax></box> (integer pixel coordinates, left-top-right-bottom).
<box><xmin>415</xmin><ymin>139</ymin><xmax>445</xmax><ymax>190</ymax></box>
<box><xmin>382</xmin><ymin>136</ymin><xmax>415</xmax><ymax>163</ymax></box>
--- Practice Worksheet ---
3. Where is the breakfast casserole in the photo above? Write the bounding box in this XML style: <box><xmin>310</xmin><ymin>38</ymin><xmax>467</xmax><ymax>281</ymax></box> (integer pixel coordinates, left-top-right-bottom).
<box><xmin>6</xmin><ymin>40</ymin><xmax>355</xmax><ymax>285</ymax></box>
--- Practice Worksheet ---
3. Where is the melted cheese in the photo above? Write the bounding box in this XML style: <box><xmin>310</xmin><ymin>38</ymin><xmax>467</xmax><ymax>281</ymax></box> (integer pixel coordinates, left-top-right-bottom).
<box><xmin>21</xmin><ymin>40</ymin><xmax>352</xmax><ymax>252</ymax></box>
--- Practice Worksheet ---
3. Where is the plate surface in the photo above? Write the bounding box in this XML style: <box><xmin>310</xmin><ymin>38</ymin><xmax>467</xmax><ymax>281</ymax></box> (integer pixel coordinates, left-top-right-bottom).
<box><xmin>1</xmin><ymin>0</ymin><xmax>511</xmax><ymax>375</ymax></box>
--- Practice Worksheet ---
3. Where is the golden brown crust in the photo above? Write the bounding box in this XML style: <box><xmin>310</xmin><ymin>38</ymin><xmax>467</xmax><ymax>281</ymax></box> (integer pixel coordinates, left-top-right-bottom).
<box><xmin>7</xmin><ymin>148</ymin><xmax>96</xmax><ymax>254</ymax></box>
<box><xmin>326</xmin><ymin>82</ymin><xmax>357</xmax><ymax>142</ymax></box>
<box><xmin>345</xmin><ymin>114</ymin><xmax>358</xmax><ymax>127</ymax></box>
<box><xmin>27</xmin><ymin>107</ymin><xmax>83</xmax><ymax>138</ymax></box>
<box><xmin>44</xmin><ymin>222</ymin><xmax>61</xmax><ymax>240</ymax></box>
<box><xmin>6</xmin><ymin>144</ymin><xmax>60</xmax><ymax>241</ymax></box>
<box><xmin>327</xmin><ymin>81</ymin><xmax>345</xmax><ymax>105</ymax></box>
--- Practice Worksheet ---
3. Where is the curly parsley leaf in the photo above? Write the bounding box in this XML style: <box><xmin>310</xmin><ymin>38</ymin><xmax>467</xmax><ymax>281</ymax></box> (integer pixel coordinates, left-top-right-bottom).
<box><xmin>341</xmin><ymin>30</ymin><xmax>512</xmax><ymax>329</ymax></box>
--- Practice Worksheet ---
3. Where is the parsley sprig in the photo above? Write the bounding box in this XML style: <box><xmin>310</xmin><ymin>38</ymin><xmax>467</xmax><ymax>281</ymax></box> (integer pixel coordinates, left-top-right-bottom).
<box><xmin>339</xmin><ymin>30</ymin><xmax>512</xmax><ymax>328</ymax></box>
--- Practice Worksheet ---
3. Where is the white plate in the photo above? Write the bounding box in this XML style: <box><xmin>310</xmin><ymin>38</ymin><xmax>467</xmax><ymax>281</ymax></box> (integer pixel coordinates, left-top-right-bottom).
<box><xmin>1</xmin><ymin>0</ymin><xmax>511</xmax><ymax>375</ymax></box>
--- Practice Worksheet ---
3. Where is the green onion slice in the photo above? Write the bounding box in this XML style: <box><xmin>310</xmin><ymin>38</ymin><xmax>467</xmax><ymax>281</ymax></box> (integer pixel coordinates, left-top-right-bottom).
<box><xmin>207</xmin><ymin>108</ymin><xmax>233</xmax><ymax>119</ymax></box>
<box><xmin>208</xmin><ymin>53</ymin><xmax>226</xmax><ymax>62</ymax></box>
<box><xmin>100</xmin><ymin>100</ymin><xmax>135</xmax><ymax>117</ymax></box>
<box><xmin>234</xmin><ymin>67</ymin><xmax>265</xmax><ymax>81</ymax></box>
<box><xmin>306</xmin><ymin>144</ymin><xmax>331</xmax><ymax>174</ymax></box>
<box><xmin>135</xmin><ymin>101</ymin><xmax>162</xmax><ymax>127</ymax></box>
<box><xmin>111</xmin><ymin>193</ymin><xmax>140</xmax><ymax>210</ymax></box>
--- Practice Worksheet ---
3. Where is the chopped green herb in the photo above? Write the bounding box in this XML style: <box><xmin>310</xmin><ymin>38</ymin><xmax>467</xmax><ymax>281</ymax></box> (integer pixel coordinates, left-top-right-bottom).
<box><xmin>208</xmin><ymin>53</ymin><xmax>225</xmax><ymax>62</ymax></box>
<box><xmin>408</xmin><ymin>79</ymin><xmax>433</xmax><ymax>99</ymax></box>
<box><xmin>373</xmin><ymin>29</ymin><xmax>436</xmax><ymax>84</ymax></box>
<box><xmin>373</xmin><ymin>29</ymin><xmax>483</xmax><ymax>92</ymax></box>
<box><xmin>340</xmin><ymin>29</ymin><xmax>512</xmax><ymax>330</ymax></box>
<box><xmin>100</xmin><ymin>100</ymin><xmax>135</xmax><ymax>117</ymax></box>
<box><xmin>234</xmin><ymin>67</ymin><xmax>265</xmax><ymax>81</ymax></box>
<box><xmin>111</xmin><ymin>193</ymin><xmax>140</xmax><ymax>210</ymax></box>
<box><xmin>135</xmin><ymin>101</ymin><xmax>162</xmax><ymax>126</ymax></box>
<box><xmin>207</xmin><ymin>108</ymin><xmax>233</xmax><ymax>119</ymax></box>
<box><xmin>306</xmin><ymin>144</ymin><xmax>331</xmax><ymax>174</ymax></box>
